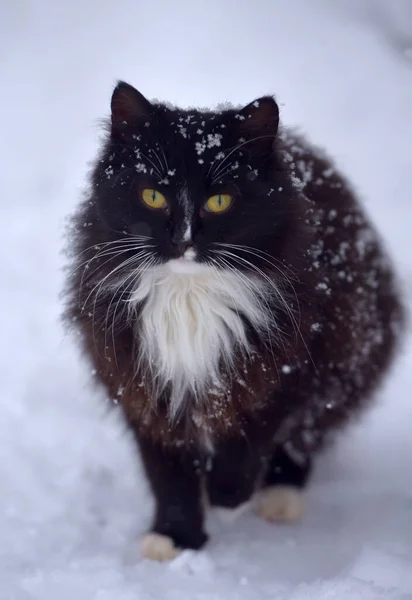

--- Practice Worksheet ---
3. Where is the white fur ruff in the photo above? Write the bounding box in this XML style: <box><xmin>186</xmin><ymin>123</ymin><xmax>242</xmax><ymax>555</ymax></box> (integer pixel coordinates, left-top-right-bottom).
<box><xmin>128</xmin><ymin>261</ymin><xmax>270</xmax><ymax>416</ymax></box>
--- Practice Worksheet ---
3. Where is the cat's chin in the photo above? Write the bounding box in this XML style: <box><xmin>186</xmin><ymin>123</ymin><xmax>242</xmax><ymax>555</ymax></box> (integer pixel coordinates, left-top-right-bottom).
<box><xmin>167</xmin><ymin>258</ymin><xmax>211</xmax><ymax>276</ymax></box>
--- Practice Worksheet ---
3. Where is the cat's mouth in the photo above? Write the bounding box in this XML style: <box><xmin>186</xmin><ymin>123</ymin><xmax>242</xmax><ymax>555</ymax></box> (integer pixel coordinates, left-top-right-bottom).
<box><xmin>168</xmin><ymin>246</ymin><xmax>207</xmax><ymax>275</ymax></box>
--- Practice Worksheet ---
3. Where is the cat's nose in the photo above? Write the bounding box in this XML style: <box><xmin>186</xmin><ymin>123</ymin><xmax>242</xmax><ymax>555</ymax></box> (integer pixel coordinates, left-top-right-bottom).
<box><xmin>171</xmin><ymin>228</ymin><xmax>193</xmax><ymax>255</ymax></box>
<box><xmin>172</xmin><ymin>239</ymin><xmax>193</xmax><ymax>256</ymax></box>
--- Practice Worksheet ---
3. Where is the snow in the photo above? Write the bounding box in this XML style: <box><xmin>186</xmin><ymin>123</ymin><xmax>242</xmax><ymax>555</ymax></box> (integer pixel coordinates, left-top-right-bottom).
<box><xmin>1</xmin><ymin>0</ymin><xmax>412</xmax><ymax>598</ymax></box>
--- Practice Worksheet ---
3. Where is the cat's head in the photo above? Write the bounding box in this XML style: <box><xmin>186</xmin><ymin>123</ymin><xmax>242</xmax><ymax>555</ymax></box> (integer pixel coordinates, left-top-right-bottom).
<box><xmin>90</xmin><ymin>81</ymin><xmax>300</xmax><ymax>277</ymax></box>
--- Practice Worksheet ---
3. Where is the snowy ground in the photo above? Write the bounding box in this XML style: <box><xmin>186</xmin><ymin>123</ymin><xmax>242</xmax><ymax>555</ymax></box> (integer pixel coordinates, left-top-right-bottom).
<box><xmin>1</xmin><ymin>1</ymin><xmax>412</xmax><ymax>598</ymax></box>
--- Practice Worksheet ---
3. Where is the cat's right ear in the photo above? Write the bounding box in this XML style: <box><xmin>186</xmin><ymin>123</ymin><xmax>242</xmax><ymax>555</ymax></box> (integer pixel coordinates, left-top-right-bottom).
<box><xmin>110</xmin><ymin>81</ymin><xmax>152</xmax><ymax>137</ymax></box>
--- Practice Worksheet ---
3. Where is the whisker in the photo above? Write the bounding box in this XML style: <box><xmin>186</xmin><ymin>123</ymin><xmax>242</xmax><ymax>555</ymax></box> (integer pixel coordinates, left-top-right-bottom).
<box><xmin>216</xmin><ymin>249</ymin><xmax>295</xmax><ymax>330</ymax></box>
<box><xmin>89</xmin><ymin>251</ymin><xmax>156</xmax><ymax>354</ymax></box>
<box><xmin>209</xmin><ymin>135</ymin><xmax>277</xmax><ymax>183</ymax></box>
<box><xmin>212</xmin><ymin>254</ymin><xmax>284</xmax><ymax>335</ymax></box>
<box><xmin>103</xmin><ymin>252</ymin><xmax>152</xmax><ymax>338</ymax></box>
<box><xmin>216</xmin><ymin>243</ymin><xmax>299</xmax><ymax>281</ymax></box>
<box><xmin>68</xmin><ymin>236</ymin><xmax>153</xmax><ymax>262</ymax></box>
<box><xmin>210</xmin><ymin>254</ymin><xmax>282</xmax><ymax>381</ymax></box>
<box><xmin>77</xmin><ymin>245</ymin><xmax>154</xmax><ymax>307</ymax></box>
<box><xmin>78</xmin><ymin>243</ymin><xmax>155</xmax><ymax>281</ymax></box>
<box><xmin>215</xmin><ymin>242</ymin><xmax>302</xmax><ymax>329</ymax></box>
<box><xmin>106</xmin><ymin>254</ymin><xmax>155</xmax><ymax>366</ymax></box>
<box><xmin>82</xmin><ymin>249</ymin><xmax>150</xmax><ymax>316</ymax></box>
<box><xmin>75</xmin><ymin>238</ymin><xmax>154</xmax><ymax>284</ymax></box>
<box><xmin>139</xmin><ymin>150</ymin><xmax>164</xmax><ymax>179</ymax></box>
<box><xmin>214</xmin><ymin>248</ymin><xmax>316</xmax><ymax>373</ymax></box>
<box><xmin>159</xmin><ymin>147</ymin><xmax>169</xmax><ymax>174</ymax></box>
<box><xmin>151</xmin><ymin>147</ymin><xmax>168</xmax><ymax>177</ymax></box>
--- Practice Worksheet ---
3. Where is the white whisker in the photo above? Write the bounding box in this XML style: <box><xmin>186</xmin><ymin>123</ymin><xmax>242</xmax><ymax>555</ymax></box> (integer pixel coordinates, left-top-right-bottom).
<box><xmin>215</xmin><ymin>248</ymin><xmax>316</xmax><ymax>373</ymax></box>
<box><xmin>215</xmin><ymin>242</ymin><xmax>302</xmax><ymax>330</ymax></box>
<box><xmin>159</xmin><ymin>147</ymin><xmax>169</xmax><ymax>174</ymax></box>
<box><xmin>210</xmin><ymin>254</ymin><xmax>282</xmax><ymax>382</ymax></box>
<box><xmin>107</xmin><ymin>255</ymin><xmax>156</xmax><ymax>367</ymax></box>
<box><xmin>139</xmin><ymin>150</ymin><xmax>164</xmax><ymax>179</ymax></box>
<box><xmin>151</xmin><ymin>147</ymin><xmax>168</xmax><ymax>176</ymax></box>
<box><xmin>209</xmin><ymin>135</ymin><xmax>277</xmax><ymax>183</ymax></box>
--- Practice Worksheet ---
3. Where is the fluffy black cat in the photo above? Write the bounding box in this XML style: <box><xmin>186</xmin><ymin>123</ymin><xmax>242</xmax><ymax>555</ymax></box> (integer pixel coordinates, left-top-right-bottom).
<box><xmin>64</xmin><ymin>81</ymin><xmax>404</xmax><ymax>561</ymax></box>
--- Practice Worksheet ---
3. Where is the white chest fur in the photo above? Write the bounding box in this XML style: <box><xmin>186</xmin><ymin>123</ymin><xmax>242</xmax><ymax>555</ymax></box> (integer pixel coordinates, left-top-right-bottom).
<box><xmin>128</xmin><ymin>262</ymin><xmax>269</xmax><ymax>416</ymax></box>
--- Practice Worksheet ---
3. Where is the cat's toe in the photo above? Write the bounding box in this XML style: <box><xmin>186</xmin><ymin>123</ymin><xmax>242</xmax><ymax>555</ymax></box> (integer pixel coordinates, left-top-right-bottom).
<box><xmin>141</xmin><ymin>532</ymin><xmax>180</xmax><ymax>561</ymax></box>
<box><xmin>254</xmin><ymin>485</ymin><xmax>304</xmax><ymax>523</ymax></box>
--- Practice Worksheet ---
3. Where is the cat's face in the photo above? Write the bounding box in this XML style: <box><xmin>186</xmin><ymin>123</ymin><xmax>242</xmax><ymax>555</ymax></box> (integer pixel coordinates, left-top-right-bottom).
<box><xmin>93</xmin><ymin>82</ymin><xmax>296</xmax><ymax>276</ymax></box>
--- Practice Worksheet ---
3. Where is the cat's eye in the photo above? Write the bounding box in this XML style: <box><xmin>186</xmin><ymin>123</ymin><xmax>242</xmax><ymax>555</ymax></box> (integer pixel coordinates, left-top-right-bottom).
<box><xmin>141</xmin><ymin>188</ymin><xmax>167</xmax><ymax>209</ymax></box>
<box><xmin>205</xmin><ymin>194</ymin><xmax>233</xmax><ymax>213</ymax></box>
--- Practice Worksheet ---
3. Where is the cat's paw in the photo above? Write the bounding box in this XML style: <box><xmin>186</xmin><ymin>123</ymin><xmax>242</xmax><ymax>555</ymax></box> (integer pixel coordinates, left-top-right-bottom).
<box><xmin>254</xmin><ymin>485</ymin><xmax>304</xmax><ymax>523</ymax></box>
<box><xmin>141</xmin><ymin>533</ymin><xmax>180</xmax><ymax>562</ymax></box>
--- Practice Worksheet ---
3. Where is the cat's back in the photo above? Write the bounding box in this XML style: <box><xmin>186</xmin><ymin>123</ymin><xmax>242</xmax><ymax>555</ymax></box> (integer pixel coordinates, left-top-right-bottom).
<box><xmin>278</xmin><ymin>129</ymin><xmax>404</xmax><ymax>407</ymax></box>
<box><xmin>280</xmin><ymin>127</ymin><xmax>395</xmax><ymax>284</ymax></box>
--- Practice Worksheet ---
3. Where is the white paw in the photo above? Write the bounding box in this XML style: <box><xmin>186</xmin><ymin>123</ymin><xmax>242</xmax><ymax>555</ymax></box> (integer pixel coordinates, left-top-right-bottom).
<box><xmin>141</xmin><ymin>533</ymin><xmax>180</xmax><ymax>562</ymax></box>
<box><xmin>254</xmin><ymin>486</ymin><xmax>304</xmax><ymax>523</ymax></box>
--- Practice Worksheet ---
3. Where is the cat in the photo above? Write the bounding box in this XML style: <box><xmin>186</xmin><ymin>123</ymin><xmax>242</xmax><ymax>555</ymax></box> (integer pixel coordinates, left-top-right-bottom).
<box><xmin>63</xmin><ymin>81</ymin><xmax>404</xmax><ymax>561</ymax></box>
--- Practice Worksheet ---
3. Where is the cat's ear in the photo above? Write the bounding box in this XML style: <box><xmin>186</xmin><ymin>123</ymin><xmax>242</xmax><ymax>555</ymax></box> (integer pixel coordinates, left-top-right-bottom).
<box><xmin>110</xmin><ymin>81</ymin><xmax>152</xmax><ymax>135</ymax></box>
<box><xmin>236</xmin><ymin>96</ymin><xmax>279</xmax><ymax>144</ymax></box>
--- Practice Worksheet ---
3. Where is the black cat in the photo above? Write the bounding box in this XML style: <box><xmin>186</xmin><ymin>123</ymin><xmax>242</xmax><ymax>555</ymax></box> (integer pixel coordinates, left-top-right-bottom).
<box><xmin>64</xmin><ymin>81</ymin><xmax>404</xmax><ymax>561</ymax></box>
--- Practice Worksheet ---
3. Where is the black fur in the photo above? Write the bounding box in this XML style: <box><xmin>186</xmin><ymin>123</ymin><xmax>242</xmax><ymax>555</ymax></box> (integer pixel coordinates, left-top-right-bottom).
<box><xmin>63</xmin><ymin>81</ymin><xmax>405</xmax><ymax>554</ymax></box>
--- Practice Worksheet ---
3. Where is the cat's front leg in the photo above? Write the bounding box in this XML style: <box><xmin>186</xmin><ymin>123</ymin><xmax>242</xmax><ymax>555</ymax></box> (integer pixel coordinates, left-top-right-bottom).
<box><xmin>137</xmin><ymin>436</ymin><xmax>208</xmax><ymax>561</ymax></box>
<box><xmin>254</xmin><ymin>446</ymin><xmax>311</xmax><ymax>523</ymax></box>
<box><xmin>206</xmin><ymin>435</ymin><xmax>264</xmax><ymax>510</ymax></box>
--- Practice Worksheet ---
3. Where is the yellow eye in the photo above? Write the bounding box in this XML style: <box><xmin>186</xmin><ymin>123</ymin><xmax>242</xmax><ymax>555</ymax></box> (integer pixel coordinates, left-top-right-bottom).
<box><xmin>141</xmin><ymin>188</ymin><xmax>167</xmax><ymax>209</ymax></box>
<box><xmin>205</xmin><ymin>194</ymin><xmax>233</xmax><ymax>213</ymax></box>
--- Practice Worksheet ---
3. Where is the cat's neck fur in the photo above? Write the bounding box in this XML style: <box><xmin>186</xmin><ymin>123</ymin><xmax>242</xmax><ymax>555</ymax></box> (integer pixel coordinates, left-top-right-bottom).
<box><xmin>128</xmin><ymin>261</ymin><xmax>271</xmax><ymax>417</ymax></box>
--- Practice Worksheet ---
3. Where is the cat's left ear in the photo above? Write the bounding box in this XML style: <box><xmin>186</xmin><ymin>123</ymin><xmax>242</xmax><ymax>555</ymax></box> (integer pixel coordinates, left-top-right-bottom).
<box><xmin>110</xmin><ymin>81</ymin><xmax>152</xmax><ymax>137</ymax></box>
<box><xmin>236</xmin><ymin>96</ymin><xmax>279</xmax><ymax>145</ymax></box>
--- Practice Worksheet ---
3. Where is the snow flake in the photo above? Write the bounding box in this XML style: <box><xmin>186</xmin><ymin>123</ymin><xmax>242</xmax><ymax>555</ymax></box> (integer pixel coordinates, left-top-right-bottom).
<box><xmin>316</xmin><ymin>282</ymin><xmax>331</xmax><ymax>295</ymax></box>
<box><xmin>207</xmin><ymin>133</ymin><xmax>223</xmax><ymax>148</ymax></box>
<box><xmin>195</xmin><ymin>140</ymin><xmax>206</xmax><ymax>155</ymax></box>
<box><xmin>177</xmin><ymin>124</ymin><xmax>188</xmax><ymax>138</ymax></box>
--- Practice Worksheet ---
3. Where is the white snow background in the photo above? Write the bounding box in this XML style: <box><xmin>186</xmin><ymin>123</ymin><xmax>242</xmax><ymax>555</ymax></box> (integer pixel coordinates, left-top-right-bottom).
<box><xmin>1</xmin><ymin>1</ymin><xmax>412</xmax><ymax>598</ymax></box>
